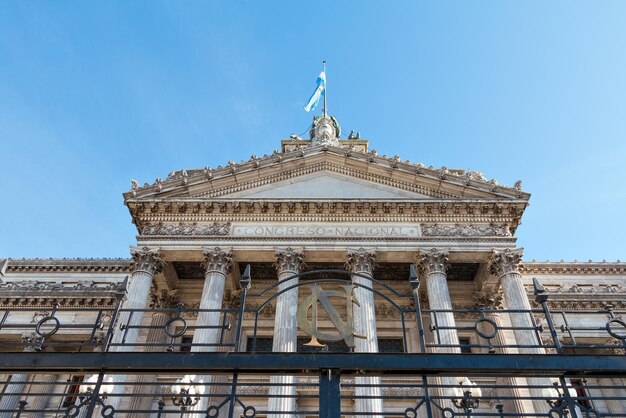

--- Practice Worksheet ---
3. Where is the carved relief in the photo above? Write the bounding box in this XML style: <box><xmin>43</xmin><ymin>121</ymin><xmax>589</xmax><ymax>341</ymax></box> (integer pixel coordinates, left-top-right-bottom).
<box><xmin>310</xmin><ymin>116</ymin><xmax>341</xmax><ymax>146</ymax></box>
<box><xmin>415</xmin><ymin>249</ymin><xmax>449</xmax><ymax>276</ymax></box>
<box><xmin>474</xmin><ymin>290</ymin><xmax>504</xmax><ymax>310</ymax></box>
<box><xmin>345</xmin><ymin>248</ymin><xmax>377</xmax><ymax>274</ymax></box>
<box><xmin>141</xmin><ymin>222</ymin><xmax>231</xmax><ymax>236</ymax></box>
<box><xmin>275</xmin><ymin>248</ymin><xmax>305</xmax><ymax>274</ymax></box>
<box><xmin>201</xmin><ymin>247</ymin><xmax>234</xmax><ymax>276</ymax></box>
<box><xmin>149</xmin><ymin>288</ymin><xmax>180</xmax><ymax>309</ymax></box>
<box><xmin>488</xmin><ymin>248</ymin><xmax>523</xmax><ymax>277</ymax></box>
<box><xmin>421</xmin><ymin>223</ymin><xmax>511</xmax><ymax>237</ymax></box>
<box><xmin>130</xmin><ymin>247</ymin><xmax>164</xmax><ymax>276</ymax></box>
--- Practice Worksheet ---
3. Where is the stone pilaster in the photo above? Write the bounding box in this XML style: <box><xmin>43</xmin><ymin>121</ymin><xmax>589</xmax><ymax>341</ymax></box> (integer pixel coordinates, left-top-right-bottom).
<box><xmin>24</xmin><ymin>374</ymin><xmax>58</xmax><ymax>418</ymax></box>
<box><xmin>0</xmin><ymin>333</ymin><xmax>40</xmax><ymax>418</ymax></box>
<box><xmin>488</xmin><ymin>248</ymin><xmax>549</xmax><ymax>414</ymax></box>
<box><xmin>269</xmin><ymin>248</ymin><xmax>305</xmax><ymax>418</ymax></box>
<box><xmin>107</xmin><ymin>247</ymin><xmax>163</xmax><ymax>411</ymax></box>
<box><xmin>474</xmin><ymin>291</ymin><xmax>529</xmax><ymax>415</ymax></box>
<box><xmin>346</xmin><ymin>248</ymin><xmax>384</xmax><ymax>417</ymax></box>
<box><xmin>415</xmin><ymin>249</ymin><xmax>458</xmax><ymax>416</ymax></box>
<box><xmin>597</xmin><ymin>378</ymin><xmax>624</xmax><ymax>415</ymax></box>
<box><xmin>128</xmin><ymin>289</ymin><xmax>179</xmax><ymax>418</ymax></box>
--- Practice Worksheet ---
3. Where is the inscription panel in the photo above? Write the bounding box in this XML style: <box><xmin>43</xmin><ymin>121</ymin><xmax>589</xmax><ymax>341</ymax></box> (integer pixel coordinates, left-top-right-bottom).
<box><xmin>231</xmin><ymin>223</ymin><xmax>421</xmax><ymax>238</ymax></box>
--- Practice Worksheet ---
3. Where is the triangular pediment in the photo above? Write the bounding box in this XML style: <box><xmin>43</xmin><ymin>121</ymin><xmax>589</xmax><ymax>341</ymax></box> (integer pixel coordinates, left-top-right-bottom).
<box><xmin>222</xmin><ymin>172</ymin><xmax>430</xmax><ymax>199</ymax></box>
<box><xmin>125</xmin><ymin>145</ymin><xmax>530</xmax><ymax>202</ymax></box>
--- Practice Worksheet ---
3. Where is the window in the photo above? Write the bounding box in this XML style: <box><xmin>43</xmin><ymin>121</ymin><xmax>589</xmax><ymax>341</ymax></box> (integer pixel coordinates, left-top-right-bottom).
<box><xmin>459</xmin><ymin>337</ymin><xmax>472</xmax><ymax>354</ymax></box>
<box><xmin>63</xmin><ymin>375</ymin><xmax>84</xmax><ymax>407</ymax></box>
<box><xmin>179</xmin><ymin>336</ymin><xmax>193</xmax><ymax>352</ymax></box>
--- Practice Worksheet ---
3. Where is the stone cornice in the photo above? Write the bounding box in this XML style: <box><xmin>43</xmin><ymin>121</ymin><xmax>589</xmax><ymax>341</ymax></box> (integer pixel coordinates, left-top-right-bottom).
<box><xmin>0</xmin><ymin>280</ymin><xmax>125</xmax><ymax>307</ymax></box>
<box><xmin>1</xmin><ymin>258</ymin><xmax>131</xmax><ymax>274</ymax></box>
<box><xmin>124</xmin><ymin>145</ymin><xmax>529</xmax><ymax>201</ymax></box>
<box><xmin>520</xmin><ymin>262</ymin><xmax>626</xmax><ymax>275</ymax></box>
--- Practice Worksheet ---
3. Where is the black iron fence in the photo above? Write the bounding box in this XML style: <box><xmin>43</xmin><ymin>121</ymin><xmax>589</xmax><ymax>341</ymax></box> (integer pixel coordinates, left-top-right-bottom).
<box><xmin>0</xmin><ymin>268</ymin><xmax>625</xmax><ymax>417</ymax></box>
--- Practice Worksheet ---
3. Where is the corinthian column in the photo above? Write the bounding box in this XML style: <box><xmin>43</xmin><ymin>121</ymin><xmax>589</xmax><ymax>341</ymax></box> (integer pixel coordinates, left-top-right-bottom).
<box><xmin>268</xmin><ymin>248</ymin><xmax>305</xmax><ymax>418</ymax></box>
<box><xmin>128</xmin><ymin>289</ymin><xmax>179</xmax><ymax>417</ymax></box>
<box><xmin>112</xmin><ymin>247</ymin><xmax>164</xmax><ymax>350</ymax></box>
<box><xmin>107</xmin><ymin>247</ymin><xmax>163</xmax><ymax>412</ymax></box>
<box><xmin>346</xmin><ymin>248</ymin><xmax>384</xmax><ymax>417</ymax></box>
<box><xmin>415</xmin><ymin>249</ymin><xmax>458</xmax><ymax>415</ymax></box>
<box><xmin>474</xmin><ymin>291</ymin><xmax>529</xmax><ymax>414</ymax></box>
<box><xmin>24</xmin><ymin>373</ymin><xmax>58</xmax><ymax>418</ymax></box>
<box><xmin>488</xmin><ymin>248</ymin><xmax>549</xmax><ymax>414</ymax></box>
<box><xmin>193</xmin><ymin>247</ymin><xmax>234</xmax><ymax>413</ymax></box>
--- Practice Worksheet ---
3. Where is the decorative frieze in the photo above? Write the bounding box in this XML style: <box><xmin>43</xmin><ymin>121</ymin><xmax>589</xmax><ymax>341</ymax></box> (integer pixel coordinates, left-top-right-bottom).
<box><xmin>520</xmin><ymin>262</ymin><xmax>626</xmax><ymax>275</ymax></box>
<box><xmin>275</xmin><ymin>248</ymin><xmax>305</xmax><ymax>274</ymax></box>
<box><xmin>488</xmin><ymin>248</ymin><xmax>524</xmax><ymax>278</ymax></box>
<box><xmin>201</xmin><ymin>247</ymin><xmax>234</xmax><ymax>276</ymax></box>
<box><xmin>415</xmin><ymin>249</ymin><xmax>449</xmax><ymax>276</ymax></box>
<box><xmin>0</xmin><ymin>280</ymin><xmax>125</xmax><ymax>307</ymax></box>
<box><xmin>345</xmin><ymin>248</ymin><xmax>377</xmax><ymax>274</ymax></box>
<box><xmin>141</xmin><ymin>222</ymin><xmax>231</xmax><ymax>236</ymax></box>
<box><xmin>420</xmin><ymin>223</ymin><xmax>510</xmax><ymax>237</ymax></box>
<box><xmin>130</xmin><ymin>247</ymin><xmax>164</xmax><ymax>276</ymax></box>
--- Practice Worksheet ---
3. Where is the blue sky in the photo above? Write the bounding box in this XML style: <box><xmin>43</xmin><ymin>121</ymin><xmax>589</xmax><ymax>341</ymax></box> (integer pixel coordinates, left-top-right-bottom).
<box><xmin>0</xmin><ymin>1</ymin><xmax>624</xmax><ymax>262</ymax></box>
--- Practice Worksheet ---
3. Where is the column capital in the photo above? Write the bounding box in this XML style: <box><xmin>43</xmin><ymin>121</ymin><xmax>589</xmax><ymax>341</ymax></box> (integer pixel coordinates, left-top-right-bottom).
<box><xmin>275</xmin><ymin>247</ymin><xmax>305</xmax><ymax>274</ymax></box>
<box><xmin>149</xmin><ymin>288</ymin><xmax>180</xmax><ymax>309</ymax></box>
<box><xmin>202</xmin><ymin>247</ymin><xmax>234</xmax><ymax>276</ymax></box>
<box><xmin>345</xmin><ymin>248</ymin><xmax>377</xmax><ymax>274</ymax></box>
<box><xmin>488</xmin><ymin>248</ymin><xmax>524</xmax><ymax>278</ymax></box>
<box><xmin>415</xmin><ymin>248</ymin><xmax>449</xmax><ymax>276</ymax></box>
<box><xmin>130</xmin><ymin>247</ymin><xmax>164</xmax><ymax>276</ymax></box>
<box><xmin>473</xmin><ymin>289</ymin><xmax>504</xmax><ymax>310</ymax></box>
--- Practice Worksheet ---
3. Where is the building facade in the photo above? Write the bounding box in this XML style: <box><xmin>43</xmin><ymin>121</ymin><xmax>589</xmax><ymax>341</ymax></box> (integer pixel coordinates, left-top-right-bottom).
<box><xmin>1</xmin><ymin>115</ymin><xmax>625</xmax><ymax>417</ymax></box>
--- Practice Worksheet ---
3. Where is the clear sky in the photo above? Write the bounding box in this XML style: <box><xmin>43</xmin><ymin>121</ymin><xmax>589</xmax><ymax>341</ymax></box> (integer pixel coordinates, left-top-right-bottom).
<box><xmin>1</xmin><ymin>1</ymin><xmax>625</xmax><ymax>262</ymax></box>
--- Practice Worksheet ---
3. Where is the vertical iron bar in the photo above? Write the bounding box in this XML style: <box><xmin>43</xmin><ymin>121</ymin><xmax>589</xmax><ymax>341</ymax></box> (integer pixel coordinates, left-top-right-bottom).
<box><xmin>234</xmin><ymin>265</ymin><xmax>250</xmax><ymax>351</ymax></box>
<box><xmin>409</xmin><ymin>265</ymin><xmax>427</xmax><ymax>353</ymax></box>
<box><xmin>558</xmin><ymin>376</ymin><xmax>580</xmax><ymax>418</ymax></box>
<box><xmin>84</xmin><ymin>372</ymin><xmax>104</xmax><ymax>418</ymax></box>
<box><xmin>227</xmin><ymin>373</ymin><xmax>239</xmax><ymax>418</ymax></box>
<box><xmin>421</xmin><ymin>375</ymin><xmax>433</xmax><ymax>418</ymax></box>
<box><xmin>15</xmin><ymin>400</ymin><xmax>27</xmax><ymax>418</ymax></box>
<box><xmin>105</xmin><ymin>285</ymin><xmax>126</xmax><ymax>351</ymax></box>
<box><xmin>319</xmin><ymin>369</ymin><xmax>340</xmax><ymax>418</ymax></box>
<box><xmin>534</xmin><ymin>278</ymin><xmax>564</xmax><ymax>354</ymax></box>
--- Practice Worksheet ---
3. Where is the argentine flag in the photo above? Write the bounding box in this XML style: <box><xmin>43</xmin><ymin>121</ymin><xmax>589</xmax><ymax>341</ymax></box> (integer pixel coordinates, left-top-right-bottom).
<box><xmin>304</xmin><ymin>68</ymin><xmax>326</xmax><ymax>112</ymax></box>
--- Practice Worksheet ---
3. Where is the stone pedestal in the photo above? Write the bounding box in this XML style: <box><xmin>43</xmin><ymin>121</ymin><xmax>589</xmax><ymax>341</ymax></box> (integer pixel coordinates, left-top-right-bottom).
<box><xmin>192</xmin><ymin>247</ymin><xmax>234</xmax><ymax>413</ymax></box>
<box><xmin>489</xmin><ymin>248</ymin><xmax>549</xmax><ymax>415</ymax></box>
<box><xmin>128</xmin><ymin>289</ymin><xmax>179</xmax><ymax>418</ymax></box>
<box><xmin>268</xmin><ymin>248</ymin><xmax>305</xmax><ymax>418</ymax></box>
<box><xmin>415</xmin><ymin>249</ymin><xmax>459</xmax><ymax>416</ymax></box>
<box><xmin>346</xmin><ymin>248</ymin><xmax>384</xmax><ymax>417</ymax></box>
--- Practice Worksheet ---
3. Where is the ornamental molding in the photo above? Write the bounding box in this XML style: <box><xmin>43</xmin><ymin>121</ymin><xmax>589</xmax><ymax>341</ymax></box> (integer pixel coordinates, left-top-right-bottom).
<box><xmin>488</xmin><ymin>248</ymin><xmax>524</xmax><ymax>277</ymax></box>
<box><xmin>140</xmin><ymin>221</ymin><xmax>231</xmax><ymax>236</ymax></box>
<box><xmin>130</xmin><ymin>247</ymin><xmax>164</xmax><ymax>276</ymax></box>
<box><xmin>520</xmin><ymin>262</ymin><xmax>626</xmax><ymax>275</ymax></box>
<box><xmin>421</xmin><ymin>223</ymin><xmax>511</xmax><ymax>237</ymax></box>
<box><xmin>1</xmin><ymin>258</ymin><xmax>131</xmax><ymax>274</ymax></box>
<box><xmin>0</xmin><ymin>280</ymin><xmax>124</xmax><ymax>307</ymax></box>
<box><xmin>129</xmin><ymin>199</ymin><xmax>525</xmax><ymax>218</ymax></box>
<box><xmin>124</xmin><ymin>145</ymin><xmax>527</xmax><ymax>202</ymax></box>
<box><xmin>201</xmin><ymin>247</ymin><xmax>234</xmax><ymax>276</ymax></box>
<box><xmin>415</xmin><ymin>249</ymin><xmax>450</xmax><ymax>276</ymax></box>
<box><xmin>345</xmin><ymin>248</ymin><xmax>377</xmax><ymax>274</ymax></box>
<box><xmin>275</xmin><ymin>247</ymin><xmax>306</xmax><ymax>274</ymax></box>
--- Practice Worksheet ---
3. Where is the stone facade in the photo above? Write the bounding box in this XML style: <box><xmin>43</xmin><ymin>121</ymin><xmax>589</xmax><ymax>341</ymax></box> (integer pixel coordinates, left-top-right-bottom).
<box><xmin>1</xmin><ymin>117</ymin><xmax>624</xmax><ymax>417</ymax></box>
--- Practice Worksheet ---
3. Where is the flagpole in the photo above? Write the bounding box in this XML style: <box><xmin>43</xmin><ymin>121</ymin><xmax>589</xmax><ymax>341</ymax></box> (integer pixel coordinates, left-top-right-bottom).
<box><xmin>322</xmin><ymin>60</ymin><xmax>327</xmax><ymax>118</ymax></box>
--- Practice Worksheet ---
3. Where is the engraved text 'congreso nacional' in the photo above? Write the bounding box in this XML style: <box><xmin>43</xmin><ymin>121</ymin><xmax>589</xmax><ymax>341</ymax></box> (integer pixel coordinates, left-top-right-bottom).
<box><xmin>232</xmin><ymin>224</ymin><xmax>420</xmax><ymax>238</ymax></box>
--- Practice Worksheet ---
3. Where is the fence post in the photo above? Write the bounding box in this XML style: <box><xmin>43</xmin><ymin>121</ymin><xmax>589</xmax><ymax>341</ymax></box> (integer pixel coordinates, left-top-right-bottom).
<box><xmin>319</xmin><ymin>369</ymin><xmax>341</xmax><ymax>418</ymax></box>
